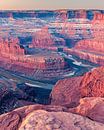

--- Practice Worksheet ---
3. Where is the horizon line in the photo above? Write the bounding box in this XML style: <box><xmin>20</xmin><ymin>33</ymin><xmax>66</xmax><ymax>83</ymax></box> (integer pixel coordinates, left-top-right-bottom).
<box><xmin>0</xmin><ymin>8</ymin><xmax>103</xmax><ymax>11</ymax></box>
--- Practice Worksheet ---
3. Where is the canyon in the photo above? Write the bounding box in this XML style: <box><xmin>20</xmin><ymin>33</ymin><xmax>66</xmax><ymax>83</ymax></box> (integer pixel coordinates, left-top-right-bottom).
<box><xmin>0</xmin><ymin>36</ymin><xmax>70</xmax><ymax>82</ymax></box>
<box><xmin>1</xmin><ymin>10</ymin><xmax>104</xmax><ymax>82</ymax></box>
<box><xmin>0</xmin><ymin>10</ymin><xmax>104</xmax><ymax>130</ymax></box>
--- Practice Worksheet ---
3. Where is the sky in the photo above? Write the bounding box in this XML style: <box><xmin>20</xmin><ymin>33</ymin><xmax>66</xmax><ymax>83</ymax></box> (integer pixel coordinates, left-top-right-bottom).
<box><xmin>0</xmin><ymin>0</ymin><xmax>104</xmax><ymax>10</ymax></box>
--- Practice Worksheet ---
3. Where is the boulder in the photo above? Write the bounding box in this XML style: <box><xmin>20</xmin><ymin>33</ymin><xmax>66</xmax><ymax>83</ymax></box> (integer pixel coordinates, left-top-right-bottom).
<box><xmin>50</xmin><ymin>76</ymin><xmax>83</xmax><ymax>107</ymax></box>
<box><xmin>69</xmin><ymin>97</ymin><xmax>104</xmax><ymax>124</ymax></box>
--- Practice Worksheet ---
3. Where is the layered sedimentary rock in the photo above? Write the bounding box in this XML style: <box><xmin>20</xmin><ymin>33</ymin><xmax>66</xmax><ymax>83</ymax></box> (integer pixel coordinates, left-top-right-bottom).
<box><xmin>93</xmin><ymin>12</ymin><xmax>104</xmax><ymax>21</ymax></box>
<box><xmin>31</xmin><ymin>26</ymin><xmax>66</xmax><ymax>49</ymax></box>
<box><xmin>1</xmin><ymin>10</ymin><xmax>104</xmax><ymax>67</ymax></box>
<box><xmin>75</xmin><ymin>39</ymin><xmax>104</xmax><ymax>53</ymax></box>
<box><xmin>51</xmin><ymin>19</ymin><xmax>92</xmax><ymax>41</ymax></box>
<box><xmin>61</xmin><ymin>11</ymin><xmax>104</xmax><ymax>66</ymax></box>
<box><xmin>68</xmin><ymin>10</ymin><xmax>87</xmax><ymax>19</ymax></box>
<box><xmin>50</xmin><ymin>66</ymin><xmax>104</xmax><ymax>107</ymax></box>
<box><xmin>64</xmin><ymin>39</ymin><xmax>104</xmax><ymax>65</ymax></box>
<box><xmin>0</xmin><ymin>106</ymin><xmax>104</xmax><ymax>130</ymax></box>
<box><xmin>0</xmin><ymin>37</ymin><xmax>24</xmax><ymax>56</ymax></box>
<box><xmin>32</xmin><ymin>27</ymin><xmax>54</xmax><ymax>48</ymax></box>
<box><xmin>0</xmin><ymin>10</ymin><xmax>88</xmax><ymax>19</ymax></box>
<box><xmin>0</xmin><ymin>37</ymin><xmax>69</xmax><ymax>81</ymax></box>
<box><xmin>0</xmin><ymin>10</ymin><xmax>104</xmax><ymax>130</ymax></box>
<box><xmin>64</xmin><ymin>47</ymin><xmax>104</xmax><ymax>65</ymax></box>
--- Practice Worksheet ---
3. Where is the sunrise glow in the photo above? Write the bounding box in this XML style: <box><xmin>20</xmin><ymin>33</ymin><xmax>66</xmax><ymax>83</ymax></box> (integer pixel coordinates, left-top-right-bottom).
<box><xmin>0</xmin><ymin>0</ymin><xmax>104</xmax><ymax>10</ymax></box>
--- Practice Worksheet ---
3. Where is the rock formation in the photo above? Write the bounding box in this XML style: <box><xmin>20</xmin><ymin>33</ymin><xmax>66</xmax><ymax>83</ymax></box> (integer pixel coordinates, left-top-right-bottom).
<box><xmin>80</xmin><ymin>66</ymin><xmax>104</xmax><ymax>97</ymax></box>
<box><xmin>0</xmin><ymin>106</ymin><xmax>104</xmax><ymax>130</ymax></box>
<box><xmin>19</xmin><ymin>110</ymin><xmax>104</xmax><ymax>130</ymax></box>
<box><xmin>32</xmin><ymin>27</ymin><xmax>55</xmax><ymax>48</ymax></box>
<box><xmin>0</xmin><ymin>37</ymin><xmax>24</xmax><ymax>56</ymax></box>
<box><xmin>50</xmin><ymin>66</ymin><xmax>104</xmax><ymax>107</ymax></box>
<box><xmin>50</xmin><ymin>76</ymin><xmax>83</xmax><ymax>107</ymax></box>
<box><xmin>93</xmin><ymin>12</ymin><xmax>104</xmax><ymax>21</ymax></box>
<box><xmin>0</xmin><ymin>10</ymin><xmax>104</xmax><ymax>130</ymax></box>
<box><xmin>69</xmin><ymin>97</ymin><xmax>104</xmax><ymax>124</ymax></box>
<box><xmin>64</xmin><ymin>39</ymin><xmax>104</xmax><ymax>65</ymax></box>
<box><xmin>0</xmin><ymin>37</ymin><xmax>69</xmax><ymax>81</ymax></box>
<box><xmin>61</xmin><ymin>11</ymin><xmax>104</xmax><ymax>66</ymax></box>
<box><xmin>75</xmin><ymin>39</ymin><xmax>104</xmax><ymax>53</ymax></box>
<box><xmin>1</xmin><ymin>67</ymin><xmax>104</xmax><ymax>129</ymax></box>
<box><xmin>0</xmin><ymin>105</ymin><xmax>67</xmax><ymax>130</ymax></box>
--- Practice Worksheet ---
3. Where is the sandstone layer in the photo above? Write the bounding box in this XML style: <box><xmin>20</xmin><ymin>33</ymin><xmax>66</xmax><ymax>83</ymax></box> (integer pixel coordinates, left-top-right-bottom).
<box><xmin>0</xmin><ymin>37</ymin><xmax>70</xmax><ymax>81</ymax></box>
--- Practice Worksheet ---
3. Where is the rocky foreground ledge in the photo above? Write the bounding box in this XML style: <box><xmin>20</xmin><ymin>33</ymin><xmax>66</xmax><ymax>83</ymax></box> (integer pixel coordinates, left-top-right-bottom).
<box><xmin>1</xmin><ymin>66</ymin><xmax>104</xmax><ymax>130</ymax></box>
<box><xmin>0</xmin><ymin>104</ymin><xmax>104</xmax><ymax>130</ymax></box>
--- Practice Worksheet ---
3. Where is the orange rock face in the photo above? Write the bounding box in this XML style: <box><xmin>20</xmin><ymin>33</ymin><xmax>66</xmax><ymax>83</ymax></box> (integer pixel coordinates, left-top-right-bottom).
<box><xmin>32</xmin><ymin>27</ymin><xmax>54</xmax><ymax>48</ymax></box>
<box><xmin>69</xmin><ymin>97</ymin><xmax>104</xmax><ymax>124</ymax></box>
<box><xmin>93</xmin><ymin>12</ymin><xmax>104</xmax><ymax>21</ymax></box>
<box><xmin>50</xmin><ymin>66</ymin><xmax>104</xmax><ymax>107</ymax></box>
<box><xmin>75</xmin><ymin>39</ymin><xmax>104</xmax><ymax>53</ymax></box>
<box><xmin>64</xmin><ymin>30</ymin><xmax>104</xmax><ymax>65</ymax></box>
<box><xmin>64</xmin><ymin>47</ymin><xmax>104</xmax><ymax>65</ymax></box>
<box><xmin>0</xmin><ymin>37</ymin><xmax>24</xmax><ymax>56</ymax></box>
<box><xmin>50</xmin><ymin>76</ymin><xmax>83</xmax><ymax>107</ymax></box>
<box><xmin>80</xmin><ymin>66</ymin><xmax>104</xmax><ymax>97</ymax></box>
<box><xmin>0</xmin><ymin>37</ymin><xmax>68</xmax><ymax>81</ymax></box>
<box><xmin>62</xmin><ymin>13</ymin><xmax>104</xmax><ymax>66</ymax></box>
